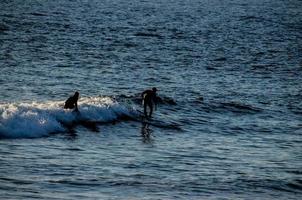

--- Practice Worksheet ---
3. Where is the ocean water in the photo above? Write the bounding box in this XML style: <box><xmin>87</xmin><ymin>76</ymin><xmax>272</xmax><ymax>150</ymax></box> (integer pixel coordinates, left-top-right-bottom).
<box><xmin>1</xmin><ymin>0</ymin><xmax>302</xmax><ymax>199</ymax></box>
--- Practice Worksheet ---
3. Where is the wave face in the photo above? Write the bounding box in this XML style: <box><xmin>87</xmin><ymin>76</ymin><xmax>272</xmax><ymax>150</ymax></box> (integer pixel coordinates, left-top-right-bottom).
<box><xmin>0</xmin><ymin>97</ymin><xmax>132</xmax><ymax>139</ymax></box>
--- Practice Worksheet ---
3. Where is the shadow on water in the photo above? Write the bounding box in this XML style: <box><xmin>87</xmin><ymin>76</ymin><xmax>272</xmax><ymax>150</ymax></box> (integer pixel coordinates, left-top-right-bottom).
<box><xmin>79</xmin><ymin>121</ymin><xmax>100</xmax><ymax>132</ymax></box>
<box><xmin>141</xmin><ymin>122</ymin><xmax>154</xmax><ymax>144</ymax></box>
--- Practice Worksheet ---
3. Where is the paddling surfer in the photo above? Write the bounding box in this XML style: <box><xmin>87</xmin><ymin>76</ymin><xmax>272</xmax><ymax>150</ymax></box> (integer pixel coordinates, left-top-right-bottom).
<box><xmin>141</xmin><ymin>87</ymin><xmax>157</xmax><ymax>119</ymax></box>
<box><xmin>64</xmin><ymin>91</ymin><xmax>79</xmax><ymax>112</ymax></box>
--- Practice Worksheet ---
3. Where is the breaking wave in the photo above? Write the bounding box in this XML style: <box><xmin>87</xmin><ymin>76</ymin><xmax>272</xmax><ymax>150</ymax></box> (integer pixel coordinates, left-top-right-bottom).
<box><xmin>0</xmin><ymin>97</ymin><xmax>134</xmax><ymax>139</ymax></box>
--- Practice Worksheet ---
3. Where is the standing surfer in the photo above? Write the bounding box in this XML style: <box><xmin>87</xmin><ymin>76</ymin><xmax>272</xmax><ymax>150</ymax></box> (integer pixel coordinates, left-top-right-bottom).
<box><xmin>141</xmin><ymin>87</ymin><xmax>157</xmax><ymax>119</ymax></box>
<box><xmin>64</xmin><ymin>91</ymin><xmax>80</xmax><ymax>112</ymax></box>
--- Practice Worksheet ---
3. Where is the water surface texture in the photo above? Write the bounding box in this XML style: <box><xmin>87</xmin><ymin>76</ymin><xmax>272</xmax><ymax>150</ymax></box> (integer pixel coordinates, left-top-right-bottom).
<box><xmin>1</xmin><ymin>0</ymin><xmax>302</xmax><ymax>199</ymax></box>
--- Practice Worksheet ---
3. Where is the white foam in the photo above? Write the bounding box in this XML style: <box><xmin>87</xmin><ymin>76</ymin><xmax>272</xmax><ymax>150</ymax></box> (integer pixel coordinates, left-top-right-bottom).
<box><xmin>0</xmin><ymin>97</ymin><xmax>134</xmax><ymax>139</ymax></box>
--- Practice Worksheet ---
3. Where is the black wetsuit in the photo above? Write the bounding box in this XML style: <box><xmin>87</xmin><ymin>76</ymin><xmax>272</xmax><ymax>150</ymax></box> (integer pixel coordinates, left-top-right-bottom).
<box><xmin>64</xmin><ymin>96</ymin><xmax>78</xmax><ymax>110</ymax></box>
<box><xmin>142</xmin><ymin>90</ymin><xmax>157</xmax><ymax>118</ymax></box>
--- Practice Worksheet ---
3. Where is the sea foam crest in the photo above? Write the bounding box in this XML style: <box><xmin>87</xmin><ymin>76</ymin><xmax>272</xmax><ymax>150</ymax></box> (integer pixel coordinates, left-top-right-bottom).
<box><xmin>0</xmin><ymin>97</ymin><xmax>132</xmax><ymax>139</ymax></box>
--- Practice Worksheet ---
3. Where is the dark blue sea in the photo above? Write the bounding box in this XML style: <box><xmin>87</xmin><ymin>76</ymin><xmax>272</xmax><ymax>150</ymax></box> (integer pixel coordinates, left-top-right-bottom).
<box><xmin>1</xmin><ymin>0</ymin><xmax>302</xmax><ymax>199</ymax></box>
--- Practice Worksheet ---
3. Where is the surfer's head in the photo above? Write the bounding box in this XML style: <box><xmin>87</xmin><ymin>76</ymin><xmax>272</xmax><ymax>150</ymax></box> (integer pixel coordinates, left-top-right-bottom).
<box><xmin>152</xmin><ymin>87</ymin><xmax>157</xmax><ymax>93</ymax></box>
<box><xmin>74</xmin><ymin>91</ymin><xmax>79</xmax><ymax>98</ymax></box>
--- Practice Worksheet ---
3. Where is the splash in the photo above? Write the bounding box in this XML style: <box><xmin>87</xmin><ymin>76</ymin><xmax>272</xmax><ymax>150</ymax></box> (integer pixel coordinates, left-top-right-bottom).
<box><xmin>0</xmin><ymin>97</ymin><xmax>133</xmax><ymax>139</ymax></box>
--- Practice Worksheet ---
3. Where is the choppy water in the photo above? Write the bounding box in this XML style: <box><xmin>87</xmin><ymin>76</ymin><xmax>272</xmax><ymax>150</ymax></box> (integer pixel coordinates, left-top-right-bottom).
<box><xmin>1</xmin><ymin>0</ymin><xmax>302</xmax><ymax>199</ymax></box>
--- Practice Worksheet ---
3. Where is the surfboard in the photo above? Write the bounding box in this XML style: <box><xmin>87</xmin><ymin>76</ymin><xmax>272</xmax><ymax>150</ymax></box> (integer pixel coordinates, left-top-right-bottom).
<box><xmin>57</xmin><ymin>110</ymin><xmax>100</xmax><ymax>132</ymax></box>
<box><xmin>131</xmin><ymin>110</ymin><xmax>182</xmax><ymax>130</ymax></box>
<box><xmin>142</xmin><ymin>118</ymin><xmax>181</xmax><ymax>130</ymax></box>
<box><xmin>58</xmin><ymin>109</ymin><xmax>181</xmax><ymax>133</ymax></box>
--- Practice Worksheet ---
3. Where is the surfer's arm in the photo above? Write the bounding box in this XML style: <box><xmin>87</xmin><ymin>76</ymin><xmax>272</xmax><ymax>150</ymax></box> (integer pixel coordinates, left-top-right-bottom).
<box><xmin>153</xmin><ymin>95</ymin><xmax>157</xmax><ymax>110</ymax></box>
<box><xmin>141</xmin><ymin>91</ymin><xmax>148</xmax><ymax>105</ymax></box>
<box><xmin>141</xmin><ymin>91</ymin><xmax>147</xmax><ymax>98</ymax></box>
